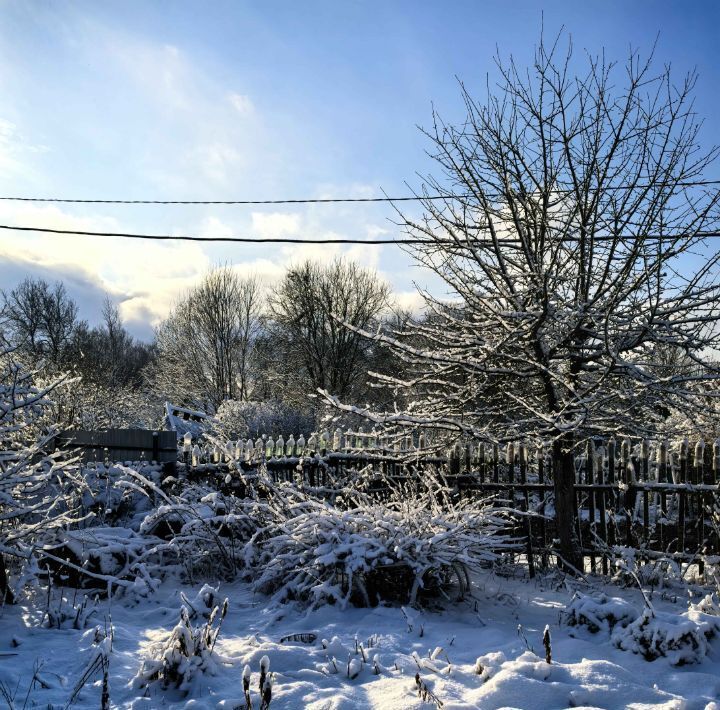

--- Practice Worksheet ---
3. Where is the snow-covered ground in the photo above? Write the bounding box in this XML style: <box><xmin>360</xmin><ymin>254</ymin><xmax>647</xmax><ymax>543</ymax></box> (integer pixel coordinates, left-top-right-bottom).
<box><xmin>2</xmin><ymin>571</ymin><xmax>720</xmax><ymax>709</ymax></box>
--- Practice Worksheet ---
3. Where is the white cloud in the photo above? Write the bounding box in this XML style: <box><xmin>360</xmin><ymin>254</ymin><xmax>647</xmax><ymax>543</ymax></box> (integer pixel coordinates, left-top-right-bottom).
<box><xmin>251</xmin><ymin>212</ymin><xmax>302</xmax><ymax>238</ymax></box>
<box><xmin>0</xmin><ymin>201</ymin><xmax>211</xmax><ymax>331</ymax></box>
<box><xmin>0</xmin><ymin>118</ymin><xmax>48</xmax><ymax>177</ymax></box>
<box><xmin>199</xmin><ymin>216</ymin><xmax>236</xmax><ymax>239</ymax></box>
<box><xmin>106</xmin><ymin>41</ymin><xmax>191</xmax><ymax>112</ymax></box>
<box><xmin>0</xmin><ymin>199</ymin><xmax>430</xmax><ymax>340</ymax></box>
<box><xmin>227</xmin><ymin>92</ymin><xmax>254</xmax><ymax>115</ymax></box>
<box><xmin>0</xmin><ymin>204</ymin><xmax>380</xmax><ymax>334</ymax></box>
<box><xmin>394</xmin><ymin>290</ymin><xmax>426</xmax><ymax>315</ymax></box>
<box><xmin>191</xmin><ymin>142</ymin><xmax>246</xmax><ymax>184</ymax></box>
<box><xmin>94</xmin><ymin>33</ymin><xmax>262</xmax><ymax>193</ymax></box>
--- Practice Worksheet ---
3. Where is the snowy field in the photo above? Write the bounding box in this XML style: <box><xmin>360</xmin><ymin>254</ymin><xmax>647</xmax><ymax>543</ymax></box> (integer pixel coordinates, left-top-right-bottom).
<box><xmin>2</xmin><ymin>571</ymin><xmax>720</xmax><ymax>709</ymax></box>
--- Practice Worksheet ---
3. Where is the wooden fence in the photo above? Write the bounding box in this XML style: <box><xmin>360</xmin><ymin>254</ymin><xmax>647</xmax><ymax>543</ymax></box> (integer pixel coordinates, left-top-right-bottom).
<box><xmin>181</xmin><ymin>434</ymin><xmax>720</xmax><ymax>575</ymax></box>
<box><xmin>55</xmin><ymin>429</ymin><xmax>178</xmax><ymax>464</ymax></box>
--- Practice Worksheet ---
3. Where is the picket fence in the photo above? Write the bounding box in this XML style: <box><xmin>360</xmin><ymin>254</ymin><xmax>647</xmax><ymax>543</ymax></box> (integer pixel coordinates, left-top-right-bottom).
<box><xmin>180</xmin><ymin>432</ymin><xmax>720</xmax><ymax>575</ymax></box>
<box><xmin>179</xmin><ymin>428</ymin><xmax>432</xmax><ymax>464</ymax></box>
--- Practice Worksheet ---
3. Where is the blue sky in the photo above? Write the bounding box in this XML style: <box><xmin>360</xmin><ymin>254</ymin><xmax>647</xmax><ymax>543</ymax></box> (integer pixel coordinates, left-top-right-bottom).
<box><xmin>0</xmin><ymin>0</ymin><xmax>719</xmax><ymax>339</ymax></box>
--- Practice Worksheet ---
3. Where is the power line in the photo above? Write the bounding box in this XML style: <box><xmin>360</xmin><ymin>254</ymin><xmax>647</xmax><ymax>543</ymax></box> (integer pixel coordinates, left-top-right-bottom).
<box><xmin>0</xmin><ymin>223</ymin><xmax>436</xmax><ymax>244</ymax></box>
<box><xmin>0</xmin><ymin>195</ymin><xmax>440</xmax><ymax>205</ymax></box>
<box><xmin>1</xmin><ymin>223</ymin><xmax>720</xmax><ymax>245</ymax></box>
<box><xmin>0</xmin><ymin>179</ymin><xmax>719</xmax><ymax>205</ymax></box>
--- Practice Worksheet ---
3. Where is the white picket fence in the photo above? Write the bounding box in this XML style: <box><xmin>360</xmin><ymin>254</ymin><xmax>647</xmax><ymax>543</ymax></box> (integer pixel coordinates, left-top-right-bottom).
<box><xmin>179</xmin><ymin>428</ymin><xmax>433</xmax><ymax>467</ymax></box>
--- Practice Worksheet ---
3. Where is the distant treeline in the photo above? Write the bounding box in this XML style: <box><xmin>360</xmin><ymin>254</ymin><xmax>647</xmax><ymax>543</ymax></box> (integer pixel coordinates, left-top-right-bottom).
<box><xmin>0</xmin><ymin>258</ymin><xmax>408</xmax><ymax>432</ymax></box>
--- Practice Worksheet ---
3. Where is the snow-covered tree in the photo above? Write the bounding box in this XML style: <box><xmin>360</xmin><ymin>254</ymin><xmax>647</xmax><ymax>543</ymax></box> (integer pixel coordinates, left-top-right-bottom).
<box><xmin>0</xmin><ymin>345</ymin><xmax>81</xmax><ymax>602</ymax></box>
<box><xmin>1</xmin><ymin>277</ymin><xmax>79</xmax><ymax>367</ymax></box>
<box><xmin>322</xmin><ymin>35</ymin><xmax>720</xmax><ymax>571</ymax></box>
<box><xmin>265</xmin><ymin>258</ymin><xmax>391</xmax><ymax>412</ymax></box>
<box><xmin>148</xmin><ymin>267</ymin><xmax>263</xmax><ymax>410</ymax></box>
<box><xmin>49</xmin><ymin>380</ymin><xmax>161</xmax><ymax>431</ymax></box>
<box><xmin>210</xmin><ymin>398</ymin><xmax>314</xmax><ymax>440</ymax></box>
<box><xmin>72</xmin><ymin>296</ymin><xmax>155</xmax><ymax>390</ymax></box>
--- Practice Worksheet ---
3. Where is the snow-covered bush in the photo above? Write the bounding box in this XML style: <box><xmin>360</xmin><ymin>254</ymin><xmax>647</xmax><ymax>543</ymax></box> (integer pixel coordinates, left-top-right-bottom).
<box><xmin>67</xmin><ymin>624</ymin><xmax>114</xmax><ymax>710</ymax></box>
<box><xmin>38</xmin><ymin>525</ymin><xmax>159</xmax><ymax>591</ymax></box>
<box><xmin>42</xmin><ymin>589</ymin><xmax>98</xmax><ymax>629</ymax></box>
<box><xmin>611</xmin><ymin>551</ymin><xmax>684</xmax><ymax>590</ymax></box>
<box><xmin>688</xmin><ymin>593</ymin><xmax>720</xmax><ymax>619</ymax></box>
<box><xmin>474</xmin><ymin>651</ymin><xmax>507</xmax><ymax>682</ymax></box>
<box><xmin>243</xmin><ymin>484</ymin><xmax>513</xmax><ymax>608</ymax></box>
<box><xmin>75</xmin><ymin>462</ymin><xmax>160</xmax><ymax>527</ymax></box>
<box><xmin>180</xmin><ymin>583</ymin><xmax>221</xmax><ymax>619</ymax></box>
<box><xmin>49</xmin><ymin>379</ymin><xmax>161</xmax><ymax>431</ymax></box>
<box><xmin>12</xmin><ymin>461</ymin><xmax>175</xmax><ymax>595</ymax></box>
<box><xmin>564</xmin><ymin>592</ymin><xmax>720</xmax><ymax>665</ymax></box>
<box><xmin>210</xmin><ymin>398</ymin><xmax>314</xmax><ymax>440</ymax></box>
<box><xmin>564</xmin><ymin>593</ymin><xmax>639</xmax><ymax>634</ymax></box>
<box><xmin>129</xmin><ymin>464</ymin><xmax>514</xmax><ymax>607</ymax></box>
<box><xmin>611</xmin><ymin>607</ymin><xmax>717</xmax><ymax>665</ymax></box>
<box><xmin>134</xmin><ymin>598</ymin><xmax>229</xmax><ymax>693</ymax></box>
<box><xmin>139</xmin><ymin>482</ymin><xmax>269</xmax><ymax>581</ymax></box>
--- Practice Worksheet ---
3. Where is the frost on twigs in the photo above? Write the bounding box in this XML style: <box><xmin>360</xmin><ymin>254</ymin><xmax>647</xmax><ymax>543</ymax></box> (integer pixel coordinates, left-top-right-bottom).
<box><xmin>42</xmin><ymin>587</ymin><xmax>98</xmax><ymax>630</ymax></box>
<box><xmin>317</xmin><ymin>34</ymin><xmax>720</xmax><ymax>574</ymax></box>
<box><xmin>688</xmin><ymin>592</ymin><xmax>720</xmax><ymax>619</ymax></box>
<box><xmin>67</xmin><ymin>622</ymin><xmax>114</xmax><ymax>709</ymax></box>
<box><xmin>0</xmin><ymin>347</ymin><xmax>84</xmax><ymax>603</ymax></box>
<box><xmin>610</xmin><ymin>550</ymin><xmax>683</xmax><ymax>591</ymax></box>
<box><xmin>414</xmin><ymin>672</ymin><xmax>444</xmax><ymax>707</ymax></box>
<box><xmin>133</xmin><ymin>598</ymin><xmax>229</xmax><ymax>693</ymax></box>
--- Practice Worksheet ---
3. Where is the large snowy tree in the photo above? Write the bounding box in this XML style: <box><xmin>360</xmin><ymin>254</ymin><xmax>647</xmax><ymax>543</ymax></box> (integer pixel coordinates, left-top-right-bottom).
<box><xmin>0</xmin><ymin>344</ymin><xmax>80</xmax><ymax>603</ymax></box>
<box><xmin>322</xmin><ymin>37</ymin><xmax>720</xmax><ymax>571</ymax></box>
<box><xmin>1</xmin><ymin>277</ymin><xmax>79</xmax><ymax>367</ymax></box>
<box><xmin>149</xmin><ymin>267</ymin><xmax>263</xmax><ymax>410</ymax></box>
<box><xmin>265</xmin><ymin>258</ymin><xmax>391</xmax><ymax>410</ymax></box>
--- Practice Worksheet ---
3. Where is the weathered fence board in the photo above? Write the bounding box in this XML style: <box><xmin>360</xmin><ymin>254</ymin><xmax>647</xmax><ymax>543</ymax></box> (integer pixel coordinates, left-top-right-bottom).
<box><xmin>55</xmin><ymin>429</ymin><xmax>177</xmax><ymax>463</ymax></box>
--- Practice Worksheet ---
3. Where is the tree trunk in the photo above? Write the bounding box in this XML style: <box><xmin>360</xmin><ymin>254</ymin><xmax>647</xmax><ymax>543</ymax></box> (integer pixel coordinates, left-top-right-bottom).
<box><xmin>0</xmin><ymin>553</ymin><xmax>15</xmax><ymax>604</ymax></box>
<box><xmin>552</xmin><ymin>436</ymin><xmax>583</xmax><ymax>574</ymax></box>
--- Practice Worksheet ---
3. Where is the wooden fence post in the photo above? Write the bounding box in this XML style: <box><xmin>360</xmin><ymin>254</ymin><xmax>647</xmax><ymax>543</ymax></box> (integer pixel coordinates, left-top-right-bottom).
<box><xmin>519</xmin><ymin>443</ymin><xmax>535</xmax><ymax>578</ymax></box>
<box><xmin>537</xmin><ymin>443</ymin><xmax>548</xmax><ymax>567</ymax></box>
<box><xmin>182</xmin><ymin>431</ymin><xmax>192</xmax><ymax>466</ymax></box>
<box><xmin>506</xmin><ymin>442</ymin><xmax>515</xmax><ymax>483</ymax></box>
<box><xmin>597</xmin><ymin>446</ymin><xmax>608</xmax><ymax>575</ymax></box>
<box><xmin>657</xmin><ymin>440</ymin><xmax>667</xmax><ymax>551</ymax></box>
<box><xmin>586</xmin><ymin>440</ymin><xmax>596</xmax><ymax>573</ymax></box>
<box><xmin>607</xmin><ymin>438</ymin><xmax>616</xmax><ymax>550</ymax></box>
<box><xmin>678</xmin><ymin>439</ymin><xmax>688</xmax><ymax>554</ymax></box>
<box><xmin>622</xmin><ymin>438</ymin><xmax>633</xmax><ymax>547</ymax></box>
<box><xmin>696</xmin><ymin>439</ymin><xmax>706</xmax><ymax>576</ymax></box>
<box><xmin>450</xmin><ymin>442</ymin><xmax>461</xmax><ymax>475</ymax></box>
